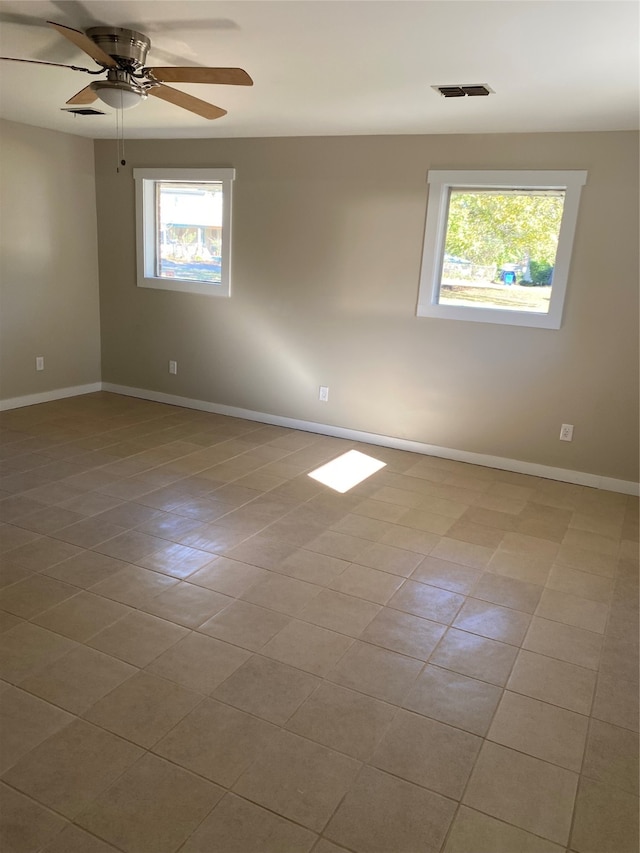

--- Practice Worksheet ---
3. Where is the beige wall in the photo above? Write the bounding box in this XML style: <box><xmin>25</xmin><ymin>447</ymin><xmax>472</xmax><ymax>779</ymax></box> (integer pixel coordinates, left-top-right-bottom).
<box><xmin>94</xmin><ymin>131</ymin><xmax>639</xmax><ymax>483</ymax></box>
<box><xmin>0</xmin><ymin>120</ymin><xmax>101</xmax><ymax>400</ymax></box>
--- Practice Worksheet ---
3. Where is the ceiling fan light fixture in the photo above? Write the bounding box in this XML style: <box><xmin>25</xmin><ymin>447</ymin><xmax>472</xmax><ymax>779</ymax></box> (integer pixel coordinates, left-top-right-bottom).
<box><xmin>91</xmin><ymin>79</ymin><xmax>146</xmax><ymax>110</ymax></box>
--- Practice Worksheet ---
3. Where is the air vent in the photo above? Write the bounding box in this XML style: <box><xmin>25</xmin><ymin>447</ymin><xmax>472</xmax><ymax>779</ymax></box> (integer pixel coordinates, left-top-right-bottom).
<box><xmin>433</xmin><ymin>84</ymin><xmax>493</xmax><ymax>98</ymax></box>
<box><xmin>62</xmin><ymin>107</ymin><xmax>106</xmax><ymax>116</ymax></box>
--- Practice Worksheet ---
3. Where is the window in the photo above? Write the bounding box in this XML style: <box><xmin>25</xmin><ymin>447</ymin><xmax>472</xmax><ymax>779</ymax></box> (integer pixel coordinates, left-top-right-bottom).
<box><xmin>134</xmin><ymin>168</ymin><xmax>235</xmax><ymax>296</ymax></box>
<box><xmin>417</xmin><ymin>170</ymin><xmax>587</xmax><ymax>329</ymax></box>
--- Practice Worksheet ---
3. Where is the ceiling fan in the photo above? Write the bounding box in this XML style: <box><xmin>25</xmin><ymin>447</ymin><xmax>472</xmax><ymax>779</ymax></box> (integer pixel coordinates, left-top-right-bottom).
<box><xmin>0</xmin><ymin>21</ymin><xmax>253</xmax><ymax>118</ymax></box>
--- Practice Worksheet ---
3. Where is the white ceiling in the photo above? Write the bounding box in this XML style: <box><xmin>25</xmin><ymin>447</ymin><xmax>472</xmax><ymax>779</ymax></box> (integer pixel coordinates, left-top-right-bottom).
<box><xmin>0</xmin><ymin>0</ymin><xmax>638</xmax><ymax>140</ymax></box>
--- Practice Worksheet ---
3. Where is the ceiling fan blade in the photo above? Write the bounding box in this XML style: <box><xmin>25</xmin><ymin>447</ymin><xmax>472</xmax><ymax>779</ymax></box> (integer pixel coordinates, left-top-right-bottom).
<box><xmin>0</xmin><ymin>12</ymin><xmax>51</xmax><ymax>28</ymax></box>
<box><xmin>147</xmin><ymin>67</ymin><xmax>253</xmax><ymax>86</ymax></box>
<box><xmin>47</xmin><ymin>21</ymin><xmax>117</xmax><ymax>67</ymax></box>
<box><xmin>66</xmin><ymin>85</ymin><xmax>98</xmax><ymax>105</ymax></box>
<box><xmin>0</xmin><ymin>56</ymin><xmax>92</xmax><ymax>71</ymax></box>
<box><xmin>149</xmin><ymin>84</ymin><xmax>227</xmax><ymax>119</ymax></box>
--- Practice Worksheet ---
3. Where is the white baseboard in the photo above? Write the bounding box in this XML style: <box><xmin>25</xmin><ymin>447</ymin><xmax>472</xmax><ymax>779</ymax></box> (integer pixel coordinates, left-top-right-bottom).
<box><xmin>2</xmin><ymin>380</ymin><xmax>636</xmax><ymax>496</ymax></box>
<box><xmin>103</xmin><ymin>383</ymin><xmax>640</xmax><ymax>497</ymax></box>
<box><xmin>0</xmin><ymin>383</ymin><xmax>103</xmax><ymax>412</ymax></box>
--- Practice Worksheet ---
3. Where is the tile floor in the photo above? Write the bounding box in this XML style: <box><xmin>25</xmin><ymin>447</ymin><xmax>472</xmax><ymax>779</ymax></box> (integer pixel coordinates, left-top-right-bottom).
<box><xmin>0</xmin><ymin>392</ymin><xmax>638</xmax><ymax>853</ymax></box>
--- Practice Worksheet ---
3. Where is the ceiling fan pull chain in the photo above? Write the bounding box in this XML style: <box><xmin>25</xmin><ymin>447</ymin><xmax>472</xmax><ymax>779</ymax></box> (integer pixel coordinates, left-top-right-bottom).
<box><xmin>115</xmin><ymin>92</ymin><xmax>126</xmax><ymax>173</ymax></box>
<box><xmin>115</xmin><ymin>102</ymin><xmax>123</xmax><ymax>172</ymax></box>
<box><xmin>115</xmin><ymin>104</ymin><xmax>119</xmax><ymax>172</ymax></box>
<box><xmin>120</xmin><ymin>95</ymin><xmax>126</xmax><ymax>168</ymax></box>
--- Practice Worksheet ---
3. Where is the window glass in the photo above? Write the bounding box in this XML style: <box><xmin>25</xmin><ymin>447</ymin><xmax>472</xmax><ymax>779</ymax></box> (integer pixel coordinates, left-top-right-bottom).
<box><xmin>156</xmin><ymin>181</ymin><xmax>224</xmax><ymax>284</ymax></box>
<box><xmin>439</xmin><ymin>188</ymin><xmax>565</xmax><ymax>315</ymax></box>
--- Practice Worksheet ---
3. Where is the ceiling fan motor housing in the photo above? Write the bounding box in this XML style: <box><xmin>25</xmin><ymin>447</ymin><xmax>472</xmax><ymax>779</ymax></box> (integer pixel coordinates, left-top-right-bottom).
<box><xmin>86</xmin><ymin>27</ymin><xmax>150</xmax><ymax>69</ymax></box>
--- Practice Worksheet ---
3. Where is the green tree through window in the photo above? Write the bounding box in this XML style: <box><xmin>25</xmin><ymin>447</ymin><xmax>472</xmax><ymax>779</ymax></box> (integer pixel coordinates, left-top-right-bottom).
<box><xmin>444</xmin><ymin>190</ymin><xmax>565</xmax><ymax>275</ymax></box>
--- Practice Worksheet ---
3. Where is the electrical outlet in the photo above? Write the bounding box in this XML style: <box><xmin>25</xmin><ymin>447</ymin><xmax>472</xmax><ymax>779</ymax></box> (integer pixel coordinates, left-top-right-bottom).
<box><xmin>169</xmin><ymin>360</ymin><xmax>177</xmax><ymax>375</ymax></box>
<box><xmin>319</xmin><ymin>385</ymin><xmax>329</xmax><ymax>402</ymax></box>
<box><xmin>35</xmin><ymin>356</ymin><xmax>44</xmax><ymax>371</ymax></box>
<box><xmin>559</xmin><ymin>423</ymin><xmax>574</xmax><ymax>441</ymax></box>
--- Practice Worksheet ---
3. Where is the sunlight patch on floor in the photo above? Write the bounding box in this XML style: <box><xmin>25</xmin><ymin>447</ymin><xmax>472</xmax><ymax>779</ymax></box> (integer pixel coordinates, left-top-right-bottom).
<box><xmin>308</xmin><ymin>449</ymin><xmax>386</xmax><ymax>493</ymax></box>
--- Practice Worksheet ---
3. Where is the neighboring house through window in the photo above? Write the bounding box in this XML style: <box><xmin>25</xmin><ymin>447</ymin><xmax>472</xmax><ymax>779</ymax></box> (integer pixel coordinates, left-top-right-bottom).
<box><xmin>134</xmin><ymin>168</ymin><xmax>235</xmax><ymax>296</ymax></box>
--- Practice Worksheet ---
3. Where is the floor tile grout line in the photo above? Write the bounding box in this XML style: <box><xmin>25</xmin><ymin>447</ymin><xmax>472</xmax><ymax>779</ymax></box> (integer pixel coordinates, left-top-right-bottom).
<box><xmin>436</xmin><ymin>607</ymin><xmax>556</xmax><ymax>852</ymax></box>
<box><xmin>0</xmin><ymin>551</ymin><xmax>614</xmax><ymax>661</ymax></box>
<box><xmin>0</xmin><ymin>781</ymin><xmax>131</xmax><ymax>853</ymax></box>
<box><xmin>564</xmin><ymin>546</ymin><xmax>630</xmax><ymax>852</ymax></box>
<box><xmin>10</xmin><ymin>621</ymin><xmax>604</xmax><ymax>804</ymax></box>
<box><xmin>0</xmin><ymin>569</ymin><xmax>611</xmax><ymax>712</ymax></box>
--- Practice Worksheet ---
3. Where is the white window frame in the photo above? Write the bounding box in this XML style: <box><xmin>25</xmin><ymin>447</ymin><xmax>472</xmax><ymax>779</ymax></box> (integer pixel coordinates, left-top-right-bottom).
<box><xmin>134</xmin><ymin>167</ymin><xmax>235</xmax><ymax>296</ymax></box>
<box><xmin>416</xmin><ymin>169</ymin><xmax>587</xmax><ymax>329</ymax></box>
